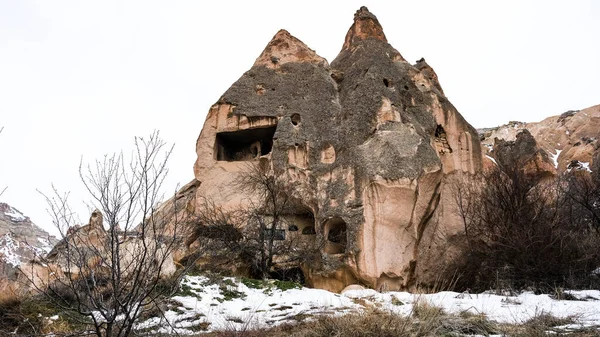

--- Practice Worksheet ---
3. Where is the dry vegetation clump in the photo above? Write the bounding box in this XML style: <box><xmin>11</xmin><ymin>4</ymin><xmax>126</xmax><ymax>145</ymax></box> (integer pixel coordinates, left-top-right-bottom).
<box><xmin>0</xmin><ymin>294</ymin><xmax>82</xmax><ymax>336</ymax></box>
<box><xmin>199</xmin><ymin>305</ymin><xmax>500</xmax><ymax>337</ymax></box>
<box><xmin>498</xmin><ymin>312</ymin><xmax>600</xmax><ymax>337</ymax></box>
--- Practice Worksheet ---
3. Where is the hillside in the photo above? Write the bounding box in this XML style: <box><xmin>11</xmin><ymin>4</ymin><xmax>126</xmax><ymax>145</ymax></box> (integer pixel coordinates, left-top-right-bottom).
<box><xmin>480</xmin><ymin>104</ymin><xmax>600</xmax><ymax>172</ymax></box>
<box><xmin>0</xmin><ymin>202</ymin><xmax>57</xmax><ymax>290</ymax></box>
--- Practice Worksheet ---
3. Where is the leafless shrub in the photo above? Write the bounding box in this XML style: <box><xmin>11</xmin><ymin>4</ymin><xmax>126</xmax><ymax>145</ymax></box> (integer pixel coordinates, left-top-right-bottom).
<box><xmin>19</xmin><ymin>131</ymin><xmax>192</xmax><ymax>337</ymax></box>
<box><xmin>450</xmin><ymin>160</ymin><xmax>600</xmax><ymax>291</ymax></box>
<box><xmin>233</xmin><ymin>162</ymin><xmax>321</xmax><ymax>281</ymax></box>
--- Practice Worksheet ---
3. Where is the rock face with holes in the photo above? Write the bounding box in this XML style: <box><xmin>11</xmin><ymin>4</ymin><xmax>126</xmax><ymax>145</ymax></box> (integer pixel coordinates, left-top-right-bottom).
<box><xmin>192</xmin><ymin>7</ymin><xmax>482</xmax><ymax>292</ymax></box>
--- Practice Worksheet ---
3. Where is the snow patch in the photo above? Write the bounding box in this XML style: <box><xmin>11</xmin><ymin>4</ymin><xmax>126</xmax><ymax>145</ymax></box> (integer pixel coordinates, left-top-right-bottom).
<box><xmin>581</xmin><ymin>162</ymin><xmax>592</xmax><ymax>172</ymax></box>
<box><xmin>3</xmin><ymin>206</ymin><xmax>26</xmax><ymax>222</ymax></box>
<box><xmin>485</xmin><ymin>155</ymin><xmax>497</xmax><ymax>165</ymax></box>
<box><xmin>550</xmin><ymin>149</ymin><xmax>562</xmax><ymax>168</ymax></box>
<box><xmin>567</xmin><ymin>161</ymin><xmax>592</xmax><ymax>173</ymax></box>
<box><xmin>0</xmin><ymin>233</ymin><xmax>21</xmax><ymax>266</ymax></box>
<box><xmin>37</xmin><ymin>237</ymin><xmax>53</xmax><ymax>254</ymax></box>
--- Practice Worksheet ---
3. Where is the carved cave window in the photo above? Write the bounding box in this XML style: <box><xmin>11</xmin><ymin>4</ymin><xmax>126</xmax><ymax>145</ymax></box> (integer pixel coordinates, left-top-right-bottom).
<box><xmin>214</xmin><ymin>126</ymin><xmax>276</xmax><ymax>161</ymax></box>
<box><xmin>324</xmin><ymin>217</ymin><xmax>347</xmax><ymax>254</ymax></box>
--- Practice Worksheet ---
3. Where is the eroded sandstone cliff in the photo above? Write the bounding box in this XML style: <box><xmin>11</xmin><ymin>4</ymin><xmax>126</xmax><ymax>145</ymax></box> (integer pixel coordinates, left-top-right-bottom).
<box><xmin>192</xmin><ymin>7</ymin><xmax>482</xmax><ymax>292</ymax></box>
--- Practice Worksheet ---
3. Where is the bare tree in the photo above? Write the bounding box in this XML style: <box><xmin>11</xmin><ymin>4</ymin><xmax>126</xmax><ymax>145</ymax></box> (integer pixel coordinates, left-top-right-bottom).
<box><xmin>561</xmin><ymin>168</ymin><xmax>600</xmax><ymax>232</ymax></box>
<box><xmin>21</xmin><ymin>131</ymin><xmax>190</xmax><ymax>337</ymax></box>
<box><xmin>231</xmin><ymin>162</ymin><xmax>320</xmax><ymax>281</ymax></box>
<box><xmin>451</xmin><ymin>161</ymin><xmax>600</xmax><ymax>291</ymax></box>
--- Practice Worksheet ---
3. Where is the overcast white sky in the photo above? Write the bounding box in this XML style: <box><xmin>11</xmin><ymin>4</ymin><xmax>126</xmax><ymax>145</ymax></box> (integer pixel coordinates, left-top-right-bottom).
<box><xmin>1</xmin><ymin>0</ymin><xmax>599</xmax><ymax>236</ymax></box>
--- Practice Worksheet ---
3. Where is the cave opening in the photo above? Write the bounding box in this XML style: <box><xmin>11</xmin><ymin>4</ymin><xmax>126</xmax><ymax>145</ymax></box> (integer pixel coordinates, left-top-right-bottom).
<box><xmin>215</xmin><ymin>126</ymin><xmax>276</xmax><ymax>161</ymax></box>
<box><xmin>291</xmin><ymin>113</ymin><xmax>301</xmax><ymax>126</ymax></box>
<box><xmin>283</xmin><ymin>211</ymin><xmax>315</xmax><ymax>235</ymax></box>
<box><xmin>434</xmin><ymin>124</ymin><xmax>453</xmax><ymax>154</ymax></box>
<box><xmin>324</xmin><ymin>217</ymin><xmax>347</xmax><ymax>254</ymax></box>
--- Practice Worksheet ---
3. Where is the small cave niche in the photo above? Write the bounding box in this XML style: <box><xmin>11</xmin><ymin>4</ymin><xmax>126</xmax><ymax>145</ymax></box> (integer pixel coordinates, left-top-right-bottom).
<box><xmin>324</xmin><ymin>217</ymin><xmax>347</xmax><ymax>254</ymax></box>
<box><xmin>383</xmin><ymin>78</ymin><xmax>392</xmax><ymax>87</ymax></box>
<box><xmin>291</xmin><ymin>113</ymin><xmax>301</xmax><ymax>126</ymax></box>
<box><xmin>215</xmin><ymin>126</ymin><xmax>277</xmax><ymax>161</ymax></box>
<box><xmin>285</xmin><ymin>211</ymin><xmax>315</xmax><ymax>235</ymax></box>
<box><xmin>434</xmin><ymin>124</ymin><xmax>453</xmax><ymax>154</ymax></box>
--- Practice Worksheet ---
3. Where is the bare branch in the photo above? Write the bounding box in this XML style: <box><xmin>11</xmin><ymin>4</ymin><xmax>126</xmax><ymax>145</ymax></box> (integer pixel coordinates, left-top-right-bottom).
<box><xmin>20</xmin><ymin>130</ymin><xmax>190</xmax><ymax>337</ymax></box>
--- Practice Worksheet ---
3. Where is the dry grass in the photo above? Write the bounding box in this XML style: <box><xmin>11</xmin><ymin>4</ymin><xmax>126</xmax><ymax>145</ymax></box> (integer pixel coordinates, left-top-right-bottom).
<box><xmin>199</xmin><ymin>303</ymin><xmax>500</xmax><ymax>337</ymax></box>
<box><xmin>199</xmin><ymin>306</ymin><xmax>600</xmax><ymax>337</ymax></box>
<box><xmin>0</xmin><ymin>294</ymin><xmax>83</xmax><ymax>336</ymax></box>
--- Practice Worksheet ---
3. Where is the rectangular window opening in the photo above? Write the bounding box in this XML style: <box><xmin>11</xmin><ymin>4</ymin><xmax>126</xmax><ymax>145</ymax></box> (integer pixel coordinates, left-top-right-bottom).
<box><xmin>215</xmin><ymin>126</ymin><xmax>277</xmax><ymax>161</ymax></box>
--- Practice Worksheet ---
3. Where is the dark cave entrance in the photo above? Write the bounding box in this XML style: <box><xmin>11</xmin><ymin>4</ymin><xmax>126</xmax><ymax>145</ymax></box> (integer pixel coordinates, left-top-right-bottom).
<box><xmin>324</xmin><ymin>217</ymin><xmax>347</xmax><ymax>254</ymax></box>
<box><xmin>215</xmin><ymin>126</ymin><xmax>277</xmax><ymax>161</ymax></box>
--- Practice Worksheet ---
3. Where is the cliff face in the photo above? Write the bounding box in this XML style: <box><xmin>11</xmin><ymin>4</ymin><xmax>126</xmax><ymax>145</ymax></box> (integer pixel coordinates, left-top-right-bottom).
<box><xmin>0</xmin><ymin>202</ymin><xmax>57</xmax><ymax>292</ymax></box>
<box><xmin>192</xmin><ymin>7</ymin><xmax>482</xmax><ymax>292</ymax></box>
<box><xmin>480</xmin><ymin>104</ymin><xmax>600</xmax><ymax>174</ymax></box>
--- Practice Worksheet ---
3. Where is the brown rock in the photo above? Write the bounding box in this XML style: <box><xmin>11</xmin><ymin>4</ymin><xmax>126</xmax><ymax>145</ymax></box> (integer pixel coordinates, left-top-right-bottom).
<box><xmin>0</xmin><ymin>203</ymin><xmax>57</xmax><ymax>294</ymax></box>
<box><xmin>480</xmin><ymin>104</ymin><xmax>600</xmax><ymax>173</ymax></box>
<box><xmin>254</xmin><ymin>30</ymin><xmax>328</xmax><ymax>69</ymax></box>
<box><xmin>492</xmin><ymin>129</ymin><xmax>556</xmax><ymax>180</ymax></box>
<box><xmin>191</xmin><ymin>7</ymin><xmax>482</xmax><ymax>291</ymax></box>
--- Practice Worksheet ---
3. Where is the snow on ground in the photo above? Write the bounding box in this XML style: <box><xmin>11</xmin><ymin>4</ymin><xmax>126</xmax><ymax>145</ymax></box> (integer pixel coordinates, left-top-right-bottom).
<box><xmin>550</xmin><ymin>149</ymin><xmax>562</xmax><ymax>168</ymax></box>
<box><xmin>138</xmin><ymin>276</ymin><xmax>360</xmax><ymax>334</ymax></box>
<box><xmin>137</xmin><ymin>275</ymin><xmax>600</xmax><ymax>335</ymax></box>
<box><xmin>344</xmin><ymin>289</ymin><xmax>600</xmax><ymax>326</ymax></box>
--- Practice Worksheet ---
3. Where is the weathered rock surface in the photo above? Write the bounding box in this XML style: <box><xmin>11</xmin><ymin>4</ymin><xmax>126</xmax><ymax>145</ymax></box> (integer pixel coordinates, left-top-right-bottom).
<box><xmin>492</xmin><ymin>129</ymin><xmax>556</xmax><ymax>180</ymax></box>
<box><xmin>480</xmin><ymin>104</ymin><xmax>600</xmax><ymax>173</ymax></box>
<box><xmin>0</xmin><ymin>203</ymin><xmax>57</xmax><ymax>293</ymax></box>
<box><xmin>21</xmin><ymin>209</ymin><xmax>178</xmax><ymax>292</ymax></box>
<box><xmin>192</xmin><ymin>7</ymin><xmax>482</xmax><ymax>292</ymax></box>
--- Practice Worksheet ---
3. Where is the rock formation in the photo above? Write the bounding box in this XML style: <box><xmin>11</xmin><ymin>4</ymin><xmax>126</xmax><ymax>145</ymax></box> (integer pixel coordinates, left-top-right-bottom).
<box><xmin>191</xmin><ymin>7</ymin><xmax>482</xmax><ymax>292</ymax></box>
<box><xmin>0</xmin><ymin>202</ymin><xmax>57</xmax><ymax>293</ymax></box>
<box><xmin>492</xmin><ymin>130</ymin><xmax>556</xmax><ymax>180</ymax></box>
<box><xmin>480</xmin><ymin>104</ymin><xmax>600</xmax><ymax>173</ymax></box>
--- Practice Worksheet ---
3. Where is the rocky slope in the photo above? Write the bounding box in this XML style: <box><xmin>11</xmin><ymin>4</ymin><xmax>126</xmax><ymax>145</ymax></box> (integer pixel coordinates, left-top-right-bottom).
<box><xmin>480</xmin><ymin>104</ymin><xmax>600</xmax><ymax>173</ymax></box>
<box><xmin>0</xmin><ymin>202</ymin><xmax>57</xmax><ymax>291</ymax></box>
<box><xmin>190</xmin><ymin>7</ymin><xmax>482</xmax><ymax>292</ymax></box>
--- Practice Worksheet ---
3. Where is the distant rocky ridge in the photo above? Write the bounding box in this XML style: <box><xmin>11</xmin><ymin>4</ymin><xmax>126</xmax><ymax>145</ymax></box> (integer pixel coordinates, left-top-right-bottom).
<box><xmin>479</xmin><ymin>104</ymin><xmax>600</xmax><ymax>173</ymax></box>
<box><xmin>0</xmin><ymin>202</ymin><xmax>57</xmax><ymax>291</ymax></box>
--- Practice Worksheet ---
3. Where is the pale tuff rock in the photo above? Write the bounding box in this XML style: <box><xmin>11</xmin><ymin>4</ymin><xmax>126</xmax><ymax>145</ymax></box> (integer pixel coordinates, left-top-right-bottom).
<box><xmin>480</xmin><ymin>104</ymin><xmax>600</xmax><ymax>173</ymax></box>
<box><xmin>254</xmin><ymin>29</ymin><xmax>328</xmax><ymax>69</ymax></box>
<box><xmin>191</xmin><ymin>7</ymin><xmax>482</xmax><ymax>292</ymax></box>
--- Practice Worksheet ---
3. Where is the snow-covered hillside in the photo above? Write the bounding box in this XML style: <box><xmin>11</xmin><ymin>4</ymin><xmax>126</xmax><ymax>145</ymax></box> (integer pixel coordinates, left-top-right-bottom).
<box><xmin>0</xmin><ymin>202</ymin><xmax>57</xmax><ymax>268</ymax></box>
